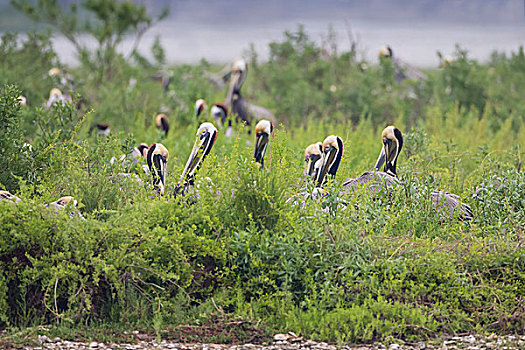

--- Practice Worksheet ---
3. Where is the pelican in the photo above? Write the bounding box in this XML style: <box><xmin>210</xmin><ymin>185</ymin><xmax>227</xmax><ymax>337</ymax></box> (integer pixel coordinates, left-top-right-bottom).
<box><xmin>379</xmin><ymin>45</ymin><xmax>426</xmax><ymax>83</ymax></box>
<box><xmin>0</xmin><ymin>190</ymin><xmax>21</xmax><ymax>203</ymax></box>
<box><xmin>286</xmin><ymin>138</ymin><xmax>343</xmax><ymax>209</ymax></box>
<box><xmin>146</xmin><ymin>143</ymin><xmax>169</xmax><ymax>194</ymax></box>
<box><xmin>176</xmin><ymin>122</ymin><xmax>218</xmax><ymax>195</ymax></box>
<box><xmin>304</xmin><ymin>142</ymin><xmax>323</xmax><ymax>178</ymax></box>
<box><xmin>253</xmin><ymin>120</ymin><xmax>273</xmax><ymax>169</ymax></box>
<box><xmin>155</xmin><ymin>113</ymin><xmax>170</xmax><ymax>136</ymax></box>
<box><xmin>315</xmin><ymin>135</ymin><xmax>344</xmax><ymax>187</ymax></box>
<box><xmin>210</xmin><ymin>103</ymin><xmax>231</xmax><ymax>136</ymax></box>
<box><xmin>133</xmin><ymin>142</ymin><xmax>149</xmax><ymax>163</ymax></box>
<box><xmin>341</xmin><ymin>125</ymin><xmax>402</xmax><ymax>192</ymax></box>
<box><xmin>89</xmin><ymin>123</ymin><xmax>111</xmax><ymax>136</ymax></box>
<box><xmin>151</xmin><ymin>70</ymin><xmax>172</xmax><ymax>91</ymax></box>
<box><xmin>224</xmin><ymin>58</ymin><xmax>276</xmax><ymax>130</ymax></box>
<box><xmin>344</xmin><ymin>125</ymin><xmax>473</xmax><ymax>220</ymax></box>
<box><xmin>196</xmin><ymin>99</ymin><xmax>205</xmax><ymax>117</ymax></box>
<box><xmin>46</xmin><ymin>88</ymin><xmax>70</xmax><ymax>108</ymax></box>
<box><xmin>45</xmin><ymin>196</ymin><xmax>85</xmax><ymax>219</ymax></box>
<box><xmin>17</xmin><ymin>95</ymin><xmax>27</xmax><ymax>107</ymax></box>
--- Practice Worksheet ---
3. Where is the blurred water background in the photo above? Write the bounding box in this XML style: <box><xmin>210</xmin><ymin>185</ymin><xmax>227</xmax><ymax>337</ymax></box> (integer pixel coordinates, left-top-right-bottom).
<box><xmin>0</xmin><ymin>0</ymin><xmax>524</xmax><ymax>67</ymax></box>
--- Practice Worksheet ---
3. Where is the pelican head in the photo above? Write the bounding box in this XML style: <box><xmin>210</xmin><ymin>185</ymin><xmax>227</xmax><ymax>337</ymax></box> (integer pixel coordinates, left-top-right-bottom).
<box><xmin>316</xmin><ymin>135</ymin><xmax>343</xmax><ymax>187</ymax></box>
<box><xmin>304</xmin><ymin>142</ymin><xmax>323</xmax><ymax>177</ymax></box>
<box><xmin>196</xmin><ymin>99</ymin><xmax>205</xmax><ymax>117</ymax></box>
<box><xmin>147</xmin><ymin>143</ymin><xmax>169</xmax><ymax>194</ymax></box>
<box><xmin>210</xmin><ymin>103</ymin><xmax>228</xmax><ymax>128</ymax></box>
<box><xmin>253</xmin><ymin>120</ymin><xmax>273</xmax><ymax>169</ymax></box>
<box><xmin>379</xmin><ymin>45</ymin><xmax>393</xmax><ymax>58</ymax></box>
<box><xmin>0</xmin><ymin>190</ymin><xmax>21</xmax><ymax>203</ymax></box>
<box><xmin>55</xmin><ymin>196</ymin><xmax>78</xmax><ymax>207</ymax></box>
<box><xmin>225</xmin><ymin>59</ymin><xmax>248</xmax><ymax>109</ymax></box>
<box><xmin>49</xmin><ymin>88</ymin><xmax>63</xmax><ymax>99</ymax></box>
<box><xmin>137</xmin><ymin>142</ymin><xmax>149</xmax><ymax>159</ymax></box>
<box><xmin>17</xmin><ymin>95</ymin><xmax>27</xmax><ymax>107</ymax></box>
<box><xmin>46</xmin><ymin>196</ymin><xmax>78</xmax><ymax>211</ymax></box>
<box><xmin>155</xmin><ymin>113</ymin><xmax>169</xmax><ymax>136</ymax></box>
<box><xmin>177</xmin><ymin>122</ymin><xmax>218</xmax><ymax>192</ymax></box>
<box><xmin>48</xmin><ymin>67</ymin><xmax>61</xmax><ymax>77</ymax></box>
<box><xmin>374</xmin><ymin>126</ymin><xmax>403</xmax><ymax>176</ymax></box>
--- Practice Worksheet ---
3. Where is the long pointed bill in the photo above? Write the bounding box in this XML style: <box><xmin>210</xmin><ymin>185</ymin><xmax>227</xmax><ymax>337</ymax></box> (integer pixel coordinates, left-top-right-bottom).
<box><xmin>153</xmin><ymin>155</ymin><xmax>167</xmax><ymax>194</ymax></box>
<box><xmin>304</xmin><ymin>154</ymin><xmax>322</xmax><ymax>176</ymax></box>
<box><xmin>179</xmin><ymin>129</ymin><xmax>217</xmax><ymax>185</ymax></box>
<box><xmin>225</xmin><ymin>73</ymin><xmax>241</xmax><ymax>106</ymax></box>
<box><xmin>254</xmin><ymin>132</ymin><xmax>269</xmax><ymax>167</ymax></box>
<box><xmin>374</xmin><ymin>147</ymin><xmax>386</xmax><ymax>170</ymax></box>
<box><xmin>316</xmin><ymin>147</ymin><xmax>337</xmax><ymax>187</ymax></box>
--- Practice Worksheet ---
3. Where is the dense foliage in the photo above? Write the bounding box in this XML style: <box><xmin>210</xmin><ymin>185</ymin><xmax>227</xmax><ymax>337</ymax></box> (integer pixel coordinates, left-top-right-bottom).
<box><xmin>1</xmin><ymin>24</ymin><xmax>525</xmax><ymax>344</ymax></box>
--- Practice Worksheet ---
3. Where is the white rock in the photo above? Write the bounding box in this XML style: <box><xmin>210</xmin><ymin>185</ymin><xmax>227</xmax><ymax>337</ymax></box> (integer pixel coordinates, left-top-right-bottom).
<box><xmin>89</xmin><ymin>341</ymin><xmax>99</xmax><ymax>348</ymax></box>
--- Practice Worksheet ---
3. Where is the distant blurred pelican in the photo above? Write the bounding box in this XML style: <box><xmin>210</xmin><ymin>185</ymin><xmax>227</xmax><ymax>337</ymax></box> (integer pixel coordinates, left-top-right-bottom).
<box><xmin>379</xmin><ymin>45</ymin><xmax>426</xmax><ymax>83</ymax></box>
<box><xmin>155</xmin><ymin>113</ymin><xmax>170</xmax><ymax>136</ymax></box>
<box><xmin>89</xmin><ymin>123</ymin><xmax>111</xmax><ymax>136</ymax></box>
<box><xmin>224</xmin><ymin>58</ymin><xmax>276</xmax><ymax>130</ymax></box>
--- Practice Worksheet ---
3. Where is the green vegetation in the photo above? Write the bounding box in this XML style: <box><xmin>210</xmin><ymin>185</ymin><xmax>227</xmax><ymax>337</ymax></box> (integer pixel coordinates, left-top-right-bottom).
<box><xmin>1</xmin><ymin>13</ymin><xmax>525</xmax><ymax>346</ymax></box>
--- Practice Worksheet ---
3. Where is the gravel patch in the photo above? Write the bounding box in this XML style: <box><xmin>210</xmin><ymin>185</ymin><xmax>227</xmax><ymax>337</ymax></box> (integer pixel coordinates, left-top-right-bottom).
<box><xmin>17</xmin><ymin>333</ymin><xmax>525</xmax><ymax>350</ymax></box>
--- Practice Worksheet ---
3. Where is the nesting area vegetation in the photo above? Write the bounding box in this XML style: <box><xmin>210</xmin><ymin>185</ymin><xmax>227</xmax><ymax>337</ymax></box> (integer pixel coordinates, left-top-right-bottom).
<box><xmin>1</xmin><ymin>1</ymin><xmax>525</xmax><ymax>346</ymax></box>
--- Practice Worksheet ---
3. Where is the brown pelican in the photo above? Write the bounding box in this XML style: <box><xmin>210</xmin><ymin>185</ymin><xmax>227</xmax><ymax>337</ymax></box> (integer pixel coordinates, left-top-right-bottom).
<box><xmin>315</xmin><ymin>135</ymin><xmax>344</xmax><ymax>187</ymax></box>
<box><xmin>196</xmin><ymin>99</ymin><xmax>206</xmax><ymax>117</ymax></box>
<box><xmin>46</xmin><ymin>88</ymin><xmax>71</xmax><ymax>108</ymax></box>
<box><xmin>133</xmin><ymin>142</ymin><xmax>149</xmax><ymax>162</ymax></box>
<box><xmin>286</xmin><ymin>138</ymin><xmax>343</xmax><ymax>208</ymax></box>
<box><xmin>224</xmin><ymin>58</ymin><xmax>276</xmax><ymax>130</ymax></box>
<box><xmin>345</xmin><ymin>125</ymin><xmax>473</xmax><ymax>220</ymax></box>
<box><xmin>341</xmin><ymin>125</ymin><xmax>402</xmax><ymax>192</ymax></box>
<box><xmin>45</xmin><ymin>196</ymin><xmax>85</xmax><ymax>219</ymax></box>
<box><xmin>147</xmin><ymin>143</ymin><xmax>169</xmax><ymax>194</ymax></box>
<box><xmin>0</xmin><ymin>190</ymin><xmax>21</xmax><ymax>203</ymax></box>
<box><xmin>17</xmin><ymin>95</ymin><xmax>27</xmax><ymax>107</ymax></box>
<box><xmin>48</xmin><ymin>67</ymin><xmax>76</xmax><ymax>91</ymax></box>
<box><xmin>89</xmin><ymin>123</ymin><xmax>111</xmax><ymax>136</ymax></box>
<box><xmin>253</xmin><ymin>120</ymin><xmax>273</xmax><ymax>169</ymax></box>
<box><xmin>379</xmin><ymin>45</ymin><xmax>426</xmax><ymax>83</ymax></box>
<box><xmin>155</xmin><ymin>113</ymin><xmax>170</xmax><ymax>136</ymax></box>
<box><xmin>176</xmin><ymin>122</ymin><xmax>218</xmax><ymax>195</ymax></box>
<box><xmin>151</xmin><ymin>70</ymin><xmax>172</xmax><ymax>91</ymax></box>
<box><xmin>211</xmin><ymin>103</ymin><xmax>231</xmax><ymax>136</ymax></box>
<box><xmin>304</xmin><ymin>142</ymin><xmax>323</xmax><ymax>178</ymax></box>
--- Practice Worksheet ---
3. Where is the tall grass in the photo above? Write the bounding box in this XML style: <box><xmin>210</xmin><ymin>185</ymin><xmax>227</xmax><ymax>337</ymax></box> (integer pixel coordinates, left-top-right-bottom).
<box><xmin>1</xmin><ymin>28</ymin><xmax>525</xmax><ymax>344</ymax></box>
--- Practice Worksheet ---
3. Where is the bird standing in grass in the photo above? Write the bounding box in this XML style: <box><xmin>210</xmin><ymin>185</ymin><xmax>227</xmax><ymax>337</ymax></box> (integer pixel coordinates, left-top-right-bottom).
<box><xmin>224</xmin><ymin>58</ymin><xmax>276</xmax><ymax>130</ymax></box>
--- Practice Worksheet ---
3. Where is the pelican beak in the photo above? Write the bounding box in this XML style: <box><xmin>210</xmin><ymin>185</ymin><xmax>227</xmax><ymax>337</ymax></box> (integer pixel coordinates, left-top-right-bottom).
<box><xmin>254</xmin><ymin>131</ymin><xmax>269</xmax><ymax>166</ymax></box>
<box><xmin>253</xmin><ymin>120</ymin><xmax>273</xmax><ymax>169</ymax></box>
<box><xmin>317</xmin><ymin>145</ymin><xmax>337</xmax><ymax>186</ymax></box>
<box><xmin>153</xmin><ymin>154</ymin><xmax>167</xmax><ymax>194</ymax></box>
<box><xmin>179</xmin><ymin>123</ymin><xmax>218</xmax><ymax>186</ymax></box>
<box><xmin>374</xmin><ymin>144</ymin><xmax>387</xmax><ymax>170</ymax></box>
<box><xmin>316</xmin><ymin>135</ymin><xmax>342</xmax><ymax>187</ymax></box>
<box><xmin>147</xmin><ymin>143</ymin><xmax>169</xmax><ymax>195</ymax></box>
<box><xmin>304</xmin><ymin>154</ymin><xmax>322</xmax><ymax>177</ymax></box>
<box><xmin>226</xmin><ymin>71</ymin><xmax>241</xmax><ymax>105</ymax></box>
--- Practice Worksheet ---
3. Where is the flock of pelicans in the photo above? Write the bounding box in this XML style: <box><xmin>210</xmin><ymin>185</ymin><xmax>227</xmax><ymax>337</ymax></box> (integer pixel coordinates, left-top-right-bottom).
<box><xmin>1</xmin><ymin>48</ymin><xmax>473</xmax><ymax>222</ymax></box>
